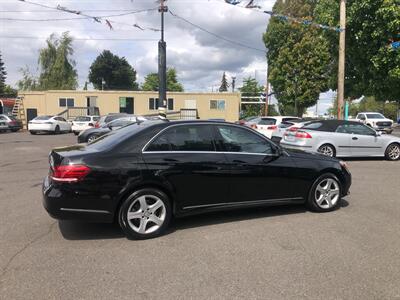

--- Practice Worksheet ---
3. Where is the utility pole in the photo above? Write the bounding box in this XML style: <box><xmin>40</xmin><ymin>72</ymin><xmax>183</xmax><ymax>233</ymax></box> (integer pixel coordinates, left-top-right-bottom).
<box><xmin>231</xmin><ymin>76</ymin><xmax>236</xmax><ymax>92</ymax></box>
<box><xmin>158</xmin><ymin>0</ymin><xmax>168</xmax><ymax>117</ymax></box>
<box><xmin>337</xmin><ymin>0</ymin><xmax>346</xmax><ymax>120</ymax></box>
<box><xmin>264</xmin><ymin>66</ymin><xmax>269</xmax><ymax>116</ymax></box>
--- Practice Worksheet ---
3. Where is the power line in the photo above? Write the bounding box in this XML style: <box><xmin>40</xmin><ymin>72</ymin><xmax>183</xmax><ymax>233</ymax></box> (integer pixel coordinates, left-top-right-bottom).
<box><xmin>169</xmin><ymin>10</ymin><xmax>266</xmax><ymax>54</ymax></box>
<box><xmin>0</xmin><ymin>36</ymin><xmax>158</xmax><ymax>41</ymax></box>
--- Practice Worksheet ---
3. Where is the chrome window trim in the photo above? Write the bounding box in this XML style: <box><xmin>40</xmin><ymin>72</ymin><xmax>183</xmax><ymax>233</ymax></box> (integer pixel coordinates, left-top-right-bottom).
<box><xmin>141</xmin><ymin>122</ymin><xmax>276</xmax><ymax>154</ymax></box>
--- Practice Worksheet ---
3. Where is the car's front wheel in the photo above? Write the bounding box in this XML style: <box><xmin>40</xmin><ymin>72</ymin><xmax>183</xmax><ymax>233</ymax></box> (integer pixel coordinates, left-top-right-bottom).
<box><xmin>385</xmin><ymin>143</ymin><xmax>400</xmax><ymax>161</ymax></box>
<box><xmin>87</xmin><ymin>134</ymin><xmax>97</xmax><ymax>143</ymax></box>
<box><xmin>307</xmin><ymin>174</ymin><xmax>341</xmax><ymax>212</ymax></box>
<box><xmin>118</xmin><ymin>189</ymin><xmax>172</xmax><ymax>239</ymax></box>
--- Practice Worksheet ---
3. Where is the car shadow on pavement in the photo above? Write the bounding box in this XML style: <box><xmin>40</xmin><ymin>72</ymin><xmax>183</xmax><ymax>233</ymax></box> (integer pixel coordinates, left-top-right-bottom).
<box><xmin>58</xmin><ymin>200</ymin><xmax>349</xmax><ymax>240</ymax></box>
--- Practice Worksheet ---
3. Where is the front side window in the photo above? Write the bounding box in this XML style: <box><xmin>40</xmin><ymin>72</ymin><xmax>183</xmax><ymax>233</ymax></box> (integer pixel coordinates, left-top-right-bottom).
<box><xmin>210</xmin><ymin>100</ymin><xmax>225</xmax><ymax>110</ymax></box>
<box><xmin>216</xmin><ymin>125</ymin><xmax>273</xmax><ymax>154</ymax></box>
<box><xmin>146</xmin><ymin>125</ymin><xmax>215</xmax><ymax>152</ymax></box>
<box><xmin>337</xmin><ymin>124</ymin><xmax>375</xmax><ymax>136</ymax></box>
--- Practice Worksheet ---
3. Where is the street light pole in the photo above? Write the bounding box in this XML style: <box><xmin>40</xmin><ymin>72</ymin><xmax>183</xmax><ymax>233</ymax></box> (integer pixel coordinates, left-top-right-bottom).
<box><xmin>337</xmin><ymin>0</ymin><xmax>346</xmax><ymax>120</ymax></box>
<box><xmin>158</xmin><ymin>0</ymin><xmax>168</xmax><ymax>117</ymax></box>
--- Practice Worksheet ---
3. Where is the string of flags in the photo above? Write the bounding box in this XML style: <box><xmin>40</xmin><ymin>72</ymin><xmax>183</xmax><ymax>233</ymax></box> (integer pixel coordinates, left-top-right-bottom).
<box><xmin>17</xmin><ymin>0</ymin><xmax>160</xmax><ymax>32</ymax></box>
<box><xmin>224</xmin><ymin>0</ymin><xmax>344</xmax><ymax>33</ymax></box>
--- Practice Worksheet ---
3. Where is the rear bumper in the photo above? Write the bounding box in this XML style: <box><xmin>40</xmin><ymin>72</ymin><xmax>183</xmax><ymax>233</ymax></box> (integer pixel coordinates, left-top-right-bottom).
<box><xmin>42</xmin><ymin>176</ymin><xmax>114</xmax><ymax>223</ymax></box>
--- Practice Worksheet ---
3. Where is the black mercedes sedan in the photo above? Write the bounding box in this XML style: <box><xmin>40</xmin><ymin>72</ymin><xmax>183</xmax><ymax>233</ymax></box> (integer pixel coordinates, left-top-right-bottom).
<box><xmin>43</xmin><ymin>120</ymin><xmax>351</xmax><ymax>239</ymax></box>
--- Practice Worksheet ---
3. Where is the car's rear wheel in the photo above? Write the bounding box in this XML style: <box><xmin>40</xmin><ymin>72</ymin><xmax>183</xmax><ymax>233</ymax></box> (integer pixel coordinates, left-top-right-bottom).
<box><xmin>307</xmin><ymin>174</ymin><xmax>341</xmax><ymax>212</ymax></box>
<box><xmin>317</xmin><ymin>144</ymin><xmax>336</xmax><ymax>157</ymax></box>
<box><xmin>87</xmin><ymin>134</ymin><xmax>97</xmax><ymax>143</ymax></box>
<box><xmin>385</xmin><ymin>143</ymin><xmax>400</xmax><ymax>161</ymax></box>
<box><xmin>118</xmin><ymin>189</ymin><xmax>172</xmax><ymax>239</ymax></box>
<box><xmin>54</xmin><ymin>125</ymin><xmax>60</xmax><ymax>134</ymax></box>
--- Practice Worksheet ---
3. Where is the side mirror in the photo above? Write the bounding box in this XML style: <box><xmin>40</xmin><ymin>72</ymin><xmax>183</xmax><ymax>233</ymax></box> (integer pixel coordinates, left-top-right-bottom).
<box><xmin>375</xmin><ymin>131</ymin><xmax>382</xmax><ymax>137</ymax></box>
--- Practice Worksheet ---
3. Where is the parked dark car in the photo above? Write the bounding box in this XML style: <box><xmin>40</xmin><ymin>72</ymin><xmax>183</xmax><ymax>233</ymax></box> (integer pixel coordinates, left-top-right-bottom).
<box><xmin>0</xmin><ymin>114</ymin><xmax>23</xmax><ymax>132</ymax></box>
<box><xmin>43</xmin><ymin>120</ymin><xmax>351</xmax><ymax>239</ymax></box>
<box><xmin>94</xmin><ymin>113</ymin><xmax>130</xmax><ymax>128</ymax></box>
<box><xmin>77</xmin><ymin>116</ymin><xmax>143</xmax><ymax>143</ymax></box>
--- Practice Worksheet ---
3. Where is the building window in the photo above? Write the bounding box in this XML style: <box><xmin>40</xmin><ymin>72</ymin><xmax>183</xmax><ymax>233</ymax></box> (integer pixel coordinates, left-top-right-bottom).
<box><xmin>210</xmin><ymin>100</ymin><xmax>225</xmax><ymax>110</ymax></box>
<box><xmin>59</xmin><ymin>98</ymin><xmax>74</xmax><ymax>107</ymax></box>
<box><xmin>149</xmin><ymin>98</ymin><xmax>159</xmax><ymax>110</ymax></box>
<box><xmin>167</xmin><ymin>98</ymin><xmax>174</xmax><ymax>110</ymax></box>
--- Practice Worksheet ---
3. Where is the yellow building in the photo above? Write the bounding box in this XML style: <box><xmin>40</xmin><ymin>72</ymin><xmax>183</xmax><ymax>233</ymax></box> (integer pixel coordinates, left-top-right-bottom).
<box><xmin>18</xmin><ymin>90</ymin><xmax>240</xmax><ymax>124</ymax></box>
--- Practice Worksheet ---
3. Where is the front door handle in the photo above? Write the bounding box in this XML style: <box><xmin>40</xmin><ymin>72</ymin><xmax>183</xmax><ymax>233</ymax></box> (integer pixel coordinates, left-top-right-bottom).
<box><xmin>352</xmin><ymin>137</ymin><xmax>358</xmax><ymax>140</ymax></box>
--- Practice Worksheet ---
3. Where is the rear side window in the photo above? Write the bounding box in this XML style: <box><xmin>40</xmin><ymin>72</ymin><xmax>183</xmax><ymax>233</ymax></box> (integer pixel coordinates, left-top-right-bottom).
<box><xmin>258</xmin><ymin>118</ymin><xmax>276</xmax><ymax>125</ymax></box>
<box><xmin>146</xmin><ymin>125</ymin><xmax>215</xmax><ymax>152</ymax></box>
<box><xmin>282</xmin><ymin>117</ymin><xmax>300</xmax><ymax>122</ymax></box>
<box><xmin>279</xmin><ymin>122</ymin><xmax>294</xmax><ymax>128</ymax></box>
<box><xmin>302</xmin><ymin>122</ymin><xmax>323</xmax><ymax>130</ymax></box>
<box><xmin>35</xmin><ymin>116</ymin><xmax>52</xmax><ymax>120</ymax></box>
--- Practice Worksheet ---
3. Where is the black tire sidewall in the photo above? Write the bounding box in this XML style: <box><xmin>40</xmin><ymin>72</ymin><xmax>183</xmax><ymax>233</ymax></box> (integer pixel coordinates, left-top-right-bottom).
<box><xmin>118</xmin><ymin>188</ymin><xmax>172</xmax><ymax>240</ymax></box>
<box><xmin>54</xmin><ymin>125</ymin><xmax>60</xmax><ymax>134</ymax></box>
<box><xmin>307</xmin><ymin>173</ymin><xmax>342</xmax><ymax>212</ymax></box>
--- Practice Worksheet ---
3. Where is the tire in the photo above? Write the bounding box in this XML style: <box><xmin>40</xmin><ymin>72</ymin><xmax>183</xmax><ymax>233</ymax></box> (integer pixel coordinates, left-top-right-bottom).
<box><xmin>385</xmin><ymin>143</ymin><xmax>400</xmax><ymax>161</ymax></box>
<box><xmin>307</xmin><ymin>173</ymin><xmax>342</xmax><ymax>212</ymax></box>
<box><xmin>54</xmin><ymin>125</ymin><xmax>60</xmax><ymax>134</ymax></box>
<box><xmin>30</xmin><ymin>131</ymin><xmax>37</xmax><ymax>135</ymax></box>
<box><xmin>118</xmin><ymin>188</ymin><xmax>172</xmax><ymax>240</ymax></box>
<box><xmin>87</xmin><ymin>134</ymin><xmax>97</xmax><ymax>143</ymax></box>
<box><xmin>317</xmin><ymin>144</ymin><xmax>336</xmax><ymax>157</ymax></box>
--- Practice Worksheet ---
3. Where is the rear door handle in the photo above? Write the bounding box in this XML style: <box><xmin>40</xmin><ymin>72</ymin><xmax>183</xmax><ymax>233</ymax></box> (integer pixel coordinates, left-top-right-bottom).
<box><xmin>352</xmin><ymin>137</ymin><xmax>358</xmax><ymax>140</ymax></box>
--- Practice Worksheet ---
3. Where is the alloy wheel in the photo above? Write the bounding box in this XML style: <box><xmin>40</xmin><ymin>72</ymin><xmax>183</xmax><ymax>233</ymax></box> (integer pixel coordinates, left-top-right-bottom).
<box><xmin>387</xmin><ymin>144</ymin><xmax>400</xmax><ymax>160</ymax></box>
<box><xmin>87</xmin><ymin>135</ymin><xmax>97</xmax><ymax>143</ymax></box>
<box><xmin>126</xmin><ymin>195</ymin><xmax>166</xmax><ymax>234</ymax></box>
<box><xmin>318</xmin><ymin>145</ymin><xmax>334</xmax><ymax>157</ymax></box>
<box><xmin>314</xmin><ymin>178</ymin><xmax>340</xmax><ymax>209</ymax></box>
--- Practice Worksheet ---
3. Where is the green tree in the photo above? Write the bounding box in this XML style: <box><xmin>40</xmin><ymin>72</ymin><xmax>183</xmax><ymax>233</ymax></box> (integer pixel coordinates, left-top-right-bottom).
<box><xmin>88</xmin><ymin>50</ymin><xmax>138</xmax><ymax>90</ymax></box>
<box><xmin>17</xmin><ymin>32</ymin><xmax>78</xmax><ymax>90</ymax></box>
<box><xmin>17</xmin><ymin>67</ymin><xmax>38</xmax><ymax>91</ymax></box>
<box><xmin>141</xmin><ymin>68</ymin><xmax>184</xmax><ymax>92</ymax></box>
<box><xmin>0</xmin><ymin>52</ymin><xmax>7</xmax><ymax>94</ymax></box>
<box><xmin>219</xmin><ymin>72</ymin><xmax>229</xmax><ymax>92</ymax></box>
<box><xmin>2</xmin><ymin>85</ymin><xmax>17</xmax><ymax>97</ymax></box>
<box><xmin>263</xmin><ymin>0</ymin><xmax>331</xmax><ymax>117</ymax></box>
<box><xmin>314</xmin><ymin>0</ymin><xmax>400</xmax><ymax>102</ymax></box>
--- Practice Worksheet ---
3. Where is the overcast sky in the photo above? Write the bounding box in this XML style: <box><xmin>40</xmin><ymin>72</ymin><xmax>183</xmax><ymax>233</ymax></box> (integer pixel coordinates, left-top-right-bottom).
<box><xmin>0</xmin><ymin>0</ymin><xmax>334</xmax><ymax>114</ymax></box>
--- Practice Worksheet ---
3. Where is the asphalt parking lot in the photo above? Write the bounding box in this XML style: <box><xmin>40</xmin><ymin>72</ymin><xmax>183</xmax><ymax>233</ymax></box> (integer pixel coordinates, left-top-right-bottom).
<box><xmin>1</xmin><ymin>129</ymin><xmax>400</xmax><ymax>299</ymax></box>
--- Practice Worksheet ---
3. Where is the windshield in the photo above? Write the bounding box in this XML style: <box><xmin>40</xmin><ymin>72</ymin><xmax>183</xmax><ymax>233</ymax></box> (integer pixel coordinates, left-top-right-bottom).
<box><xmin>366</xmin><ymin>113</ymin><xmax>385</xmax><ymax>119</ymax></box>
<box><xmin>34</xmin><ymin>116</ymin><xmax>52</xmax><ymax>120</ymax></box>
<box><xmin>75</xmin><ymin>116</ymin><xmax>91</xmax><ymax>122</ymax></box>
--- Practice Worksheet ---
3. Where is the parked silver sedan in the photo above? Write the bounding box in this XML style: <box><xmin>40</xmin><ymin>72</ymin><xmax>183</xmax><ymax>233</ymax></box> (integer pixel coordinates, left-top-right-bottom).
<box><xmin>281</xmin><ymin>120</ymin><xmax>400</xmax><ymax>161</ymax></box>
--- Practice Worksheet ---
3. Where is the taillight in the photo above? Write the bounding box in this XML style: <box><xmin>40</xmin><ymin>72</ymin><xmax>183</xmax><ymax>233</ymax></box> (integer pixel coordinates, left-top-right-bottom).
<box><xmin>294</xmin><ymin>131</ymin><xmax>312</xmax><ymax>139</ymax></box>
<box><xmin>94</xmin><ymin>122</ymin><xmax>100</xmax><ymax>128</ymax></box>
<box><xmin>267</xmin><ymin>125</ymin><xmax>277</xmax><ymax>130</ymax></box>
<box><xmin>51</xmin><ymin>165</ymin><xmax>91</xmax><ymax>182</ymax></box>
<box><xmin>251</xmin><ymin>124</ymin><xmax>258</xmax><ymax>129</ymax></box>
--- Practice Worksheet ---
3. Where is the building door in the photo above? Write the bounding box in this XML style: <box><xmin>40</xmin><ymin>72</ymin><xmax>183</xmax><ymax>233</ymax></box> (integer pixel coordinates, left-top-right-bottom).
<box><xmin>86</xmin><ymin>96</ymin><xmax>97</xmax><ymax>115</ymax></box>
<box><xmin>119</xmin><ymin>97</ymin><xmax>134</xmax><ymax>114</ymax></box>
<box><xmin>26</xmin><ymin>108</ymin><xmax>37</xmax><ymax>128</ymax></box>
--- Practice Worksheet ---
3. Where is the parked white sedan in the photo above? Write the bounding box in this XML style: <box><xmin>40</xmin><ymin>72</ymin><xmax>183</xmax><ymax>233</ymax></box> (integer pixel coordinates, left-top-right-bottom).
<box><xmin>246</xmin><ymin>116</ymin><xmax>301</xmax><ymax>138</ymax></box>
<box><xmin>28</xmin><ymin>115</ymin><xmax>71</xmax><ymax>135</ymax></box>
<box><xmin>71</xmin><ymin>116</ymin><xmax>100</xmax><ymax>135</ymax></box>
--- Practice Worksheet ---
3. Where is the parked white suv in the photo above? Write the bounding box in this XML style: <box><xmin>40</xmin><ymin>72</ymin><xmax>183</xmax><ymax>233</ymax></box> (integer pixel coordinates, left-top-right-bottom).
<box><xmin>355</xmin><ymin>112</ymin><xmax>393</xmax><ymax>134</ymax></box>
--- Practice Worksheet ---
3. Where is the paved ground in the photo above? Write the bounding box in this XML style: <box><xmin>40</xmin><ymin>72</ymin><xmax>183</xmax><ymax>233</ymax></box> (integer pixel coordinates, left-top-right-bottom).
<box><xmin>1</xmin><ymin>129</ymin><xmax>400</xmax><ymax>300</ymax></box>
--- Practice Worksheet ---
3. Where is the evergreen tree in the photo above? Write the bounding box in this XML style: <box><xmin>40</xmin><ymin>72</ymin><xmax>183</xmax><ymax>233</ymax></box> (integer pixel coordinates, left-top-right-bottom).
<box><xmin>0</xmin><ymin>52</ymin><xmax>7</xmax><ymax>94</ymax></box>
<box><xmin>219</xmin><ymin>72</ymin><xmax>229</xmax><ymax>92</ymax></box>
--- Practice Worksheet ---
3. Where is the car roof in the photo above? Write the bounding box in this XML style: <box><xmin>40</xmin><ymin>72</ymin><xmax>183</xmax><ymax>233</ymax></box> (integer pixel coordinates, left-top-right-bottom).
<box><xmin>303</xmin><ymin>119</ymin><xmax>365</xmax><ymax>131</ymax></box>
